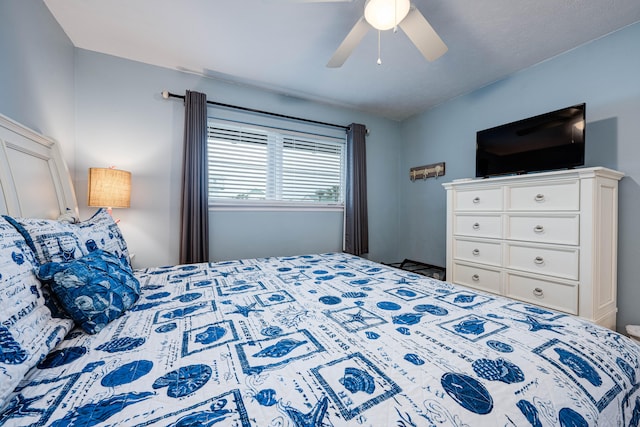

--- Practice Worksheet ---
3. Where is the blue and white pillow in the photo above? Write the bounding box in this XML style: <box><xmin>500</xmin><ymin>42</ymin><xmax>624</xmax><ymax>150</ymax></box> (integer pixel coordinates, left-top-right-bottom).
<box><xmin>37</xmin><ymin>250</ymin><xmax>140</xmax><ymax>335</ymax></box>
<box><xmin>3</xmin><ymin>208</ymin><xmax>131</xmax><ymax>267</ymax></box>
<box><xmin>77</xmin><ymin>209</ymin><xmax>131</xmax><ymax>266</ymax></box>
<box><xmin>0</xmin><ymin>217</ymin><xmax>74</xmax><ymax>407</ymax></box>
<box><xmin>3</xmin><ymin>215</ymin><xmax>84</xmax><ymax>264</ymax></box>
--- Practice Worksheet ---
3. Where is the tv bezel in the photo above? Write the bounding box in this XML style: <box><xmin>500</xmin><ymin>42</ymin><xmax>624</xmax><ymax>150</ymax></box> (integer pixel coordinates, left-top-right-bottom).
<box><xmin>475</xmin><ymin>103</ymin><xmax>586</xmax><ymax>178</ymax></box>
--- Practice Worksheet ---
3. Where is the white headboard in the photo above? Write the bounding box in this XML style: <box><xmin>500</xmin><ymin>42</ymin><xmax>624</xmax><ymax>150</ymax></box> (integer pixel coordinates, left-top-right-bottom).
<box><xmin>0</xmin><ymin>114</ymin><xmax>78</xmax><ymax>219</ymax></box>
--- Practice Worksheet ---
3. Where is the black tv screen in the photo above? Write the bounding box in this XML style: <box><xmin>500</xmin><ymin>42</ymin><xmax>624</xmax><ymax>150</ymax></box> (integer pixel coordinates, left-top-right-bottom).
<box><xmin>476</xmin><ymin>103</ymin><xmax>585</xmax><ymax>177</ymax></box>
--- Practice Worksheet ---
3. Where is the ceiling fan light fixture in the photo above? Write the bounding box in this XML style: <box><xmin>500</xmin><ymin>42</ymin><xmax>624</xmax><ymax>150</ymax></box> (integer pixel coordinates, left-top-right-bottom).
<box><xmin>364</xmin><ymin>0</ymin><xmax>410</xmax><ymax>31</ymax></box>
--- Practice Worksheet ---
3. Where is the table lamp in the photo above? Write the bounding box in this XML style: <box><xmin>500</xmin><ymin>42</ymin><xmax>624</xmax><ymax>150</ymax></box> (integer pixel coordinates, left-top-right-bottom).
<box><xmin>87</xmin><ymin>167</ymin><xmax>131</xmax><ymax>216</ymax></box>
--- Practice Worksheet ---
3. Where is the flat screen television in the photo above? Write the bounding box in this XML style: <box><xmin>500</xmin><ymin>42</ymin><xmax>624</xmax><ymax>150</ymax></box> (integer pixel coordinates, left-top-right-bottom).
<box><xmin>476</xmin><ymin>103</ymin><xmax>585</xmax><ymax>177</ymax></box>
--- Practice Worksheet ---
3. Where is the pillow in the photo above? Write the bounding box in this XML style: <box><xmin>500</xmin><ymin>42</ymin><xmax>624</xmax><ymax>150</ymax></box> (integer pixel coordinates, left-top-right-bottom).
<box><xmin>37</xmin><ymin>250</ymin><xmax>140</xmax><ymax>335</ymax></box>
<box><xmin>76</xmin><ymin>209</ymin><xmax>131</xmax><ymax>266</ymax></box>
<box><xmin>0</xmin><ymin>217</ymin><xmax>74</xmax><ymax>406</ymax></box>
<box><xmin>3</xmin><ymin>215</ymin><xmax>84</xmax><ymax>264</ymax></box>
<box><xmin>3</xmin><ymin>208</ymin><xmax>131</xmax><ymax>267</ymax></box>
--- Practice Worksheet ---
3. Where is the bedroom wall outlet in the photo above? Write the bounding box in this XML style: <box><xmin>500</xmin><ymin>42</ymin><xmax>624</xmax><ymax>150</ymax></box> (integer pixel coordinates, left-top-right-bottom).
<box><xmin>410</xmin><ymin>162</ymin><xmax>446</xmax><ymax>181</ymax></box>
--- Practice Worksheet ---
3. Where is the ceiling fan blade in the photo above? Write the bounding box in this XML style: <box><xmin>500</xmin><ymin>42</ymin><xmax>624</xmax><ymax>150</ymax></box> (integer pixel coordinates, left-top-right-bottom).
<box><xmin>327</xmin><ymin>17</ymin><xmax>370</xmax><ymax>68</ymax></box>
<box><xmin>399</xmin><ymin>7</ymin><xmax>448</xmax><ymax>62</ymax></box>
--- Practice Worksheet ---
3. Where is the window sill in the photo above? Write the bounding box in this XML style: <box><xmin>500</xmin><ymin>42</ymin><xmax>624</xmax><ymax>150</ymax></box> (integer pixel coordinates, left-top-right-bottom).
<box><xmin>209</xmin><ymin>201</ymin><xmax>344</xmax><ymax>212</ymax></box>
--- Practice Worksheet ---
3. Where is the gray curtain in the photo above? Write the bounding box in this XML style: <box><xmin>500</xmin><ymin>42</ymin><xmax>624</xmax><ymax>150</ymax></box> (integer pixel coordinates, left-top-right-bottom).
<box><xmin>344</xmin><ymin>123</ymin><xmax>368</xmax><ymax>256</ymax></box>
<box><xmin>179</xmin><ymin>90</ymin><xmax>210</xmax><ymax>264</ymax></box>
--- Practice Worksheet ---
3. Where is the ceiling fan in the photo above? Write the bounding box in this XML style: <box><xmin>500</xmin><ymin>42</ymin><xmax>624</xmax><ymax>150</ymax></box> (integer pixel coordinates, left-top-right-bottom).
<box><xmin>322</xmin><ymin>0</ymin><xmax>448</xmax><ymax>67</ymax></box>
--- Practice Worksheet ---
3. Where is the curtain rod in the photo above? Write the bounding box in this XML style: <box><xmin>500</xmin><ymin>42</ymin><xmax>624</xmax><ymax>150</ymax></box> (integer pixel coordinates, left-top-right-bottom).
<box><xmin>161</xmin><ymin>91</ymin><xmax>349</xmax><ymax>131</ymax></box>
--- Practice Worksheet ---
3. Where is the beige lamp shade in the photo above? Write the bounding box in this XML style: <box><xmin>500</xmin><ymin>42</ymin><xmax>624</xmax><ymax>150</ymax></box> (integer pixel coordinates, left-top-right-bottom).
<box><xmin>87</xmin><ymin>168</ymin><xmax>131</xmax><ymax>208</ymax></box>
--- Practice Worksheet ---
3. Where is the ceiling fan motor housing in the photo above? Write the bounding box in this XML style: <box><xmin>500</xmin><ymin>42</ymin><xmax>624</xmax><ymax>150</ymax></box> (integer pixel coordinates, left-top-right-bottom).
<box><xmin>364</xmin><ymin>0</ymin><xmax>411</xmax><ymax>30</ymax></box>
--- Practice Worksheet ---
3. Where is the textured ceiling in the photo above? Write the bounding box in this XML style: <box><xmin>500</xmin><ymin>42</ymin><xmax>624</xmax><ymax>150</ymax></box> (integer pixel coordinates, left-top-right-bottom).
<box><xmin>45</xmin><ymin>0</ymin><xmax>640</xmax><ymax>121</ymax></box>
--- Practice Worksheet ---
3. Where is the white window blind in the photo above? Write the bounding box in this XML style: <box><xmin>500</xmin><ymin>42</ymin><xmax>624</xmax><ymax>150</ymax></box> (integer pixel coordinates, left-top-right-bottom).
<box><xmin>208</xmin><ymin>121</ymin><xmax>345</xmax><ymax>207</ymax></box>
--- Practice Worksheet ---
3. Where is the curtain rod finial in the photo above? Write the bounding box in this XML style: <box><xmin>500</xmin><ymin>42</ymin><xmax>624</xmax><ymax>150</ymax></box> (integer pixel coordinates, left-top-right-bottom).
<box><xmin>161</xmin><ymin>90</ymin><xmax>169</xmax><ymax>99</ymax></box>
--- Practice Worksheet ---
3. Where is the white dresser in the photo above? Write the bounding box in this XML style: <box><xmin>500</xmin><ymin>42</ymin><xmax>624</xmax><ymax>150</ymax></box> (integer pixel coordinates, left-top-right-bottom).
<box><xmin>442</xmin><ymin>167</ymin><xmax>624</xmax><ymax>329</ymax></box>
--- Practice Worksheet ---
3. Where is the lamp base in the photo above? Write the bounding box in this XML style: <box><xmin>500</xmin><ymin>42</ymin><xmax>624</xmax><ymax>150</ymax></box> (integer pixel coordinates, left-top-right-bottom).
<box><xmin>105</xmin><ymin>207</ymin><xmax>121</xmax><ymax>224</ymax></box>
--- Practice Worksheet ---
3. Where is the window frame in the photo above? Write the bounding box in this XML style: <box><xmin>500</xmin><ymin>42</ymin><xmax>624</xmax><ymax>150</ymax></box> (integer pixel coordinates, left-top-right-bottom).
<box><xmin>207</xmin><ymin>119</ymin><xmax>346</xmax><ymax>212</ymax></box>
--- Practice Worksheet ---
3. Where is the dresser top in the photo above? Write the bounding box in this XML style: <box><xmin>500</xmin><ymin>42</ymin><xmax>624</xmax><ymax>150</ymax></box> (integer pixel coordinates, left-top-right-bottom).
<box><xmin>442</xmin><ymin>166</ymin><xmax>624</xmax><ymax>189</ymax></box>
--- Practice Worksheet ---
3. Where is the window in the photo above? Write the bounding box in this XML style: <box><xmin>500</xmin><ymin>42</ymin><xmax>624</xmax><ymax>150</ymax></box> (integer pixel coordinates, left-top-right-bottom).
<box><xmin>208</xmin><ymin>121</ymin><xmax>346</xmax><ymax>207</ymax></box>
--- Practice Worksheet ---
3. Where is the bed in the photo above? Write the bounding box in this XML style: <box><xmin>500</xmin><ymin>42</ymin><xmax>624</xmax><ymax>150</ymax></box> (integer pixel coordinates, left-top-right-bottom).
<box><xmin>1</xmin><ymin>114</ymin><xmax>639</xmax><ymax>426</ymax></box>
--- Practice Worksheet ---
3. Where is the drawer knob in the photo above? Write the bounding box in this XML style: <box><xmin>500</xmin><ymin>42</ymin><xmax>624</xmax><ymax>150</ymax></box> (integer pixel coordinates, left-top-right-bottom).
<box><xmin>472</xmin><ymin>249</ymin><xmax>480</xmax><ymax>256</ymax></box>
<box><xmin>534</xmin><ymin>256</ymin><xmax>544</xmax><ymax>265</ymax></box>
<box><xmin>533</xmin><ymin>225</ymin><xmax>544</xmax><ymax>233</ymax></box>
<box><xmin>473</xmin><ymin>197</ymin><xmax>481</xmax><ymax>204</ymax></box>
<box><xmin>471</xmin><ymin>274</ymin><xmax>480</xmax><ymax>281</ymax></box>
<box><xmin>534</xmin><ymin>193</ymin><xmax>545</xmax><ymax>202</ymax></box>
<box><xmin>472</xmin><ymin>223</ymin><xmax>480</xmax><ymax>230</ymax></box>
<box><xmin>533</xmin><ymin>287</ymin><xmax>544</xmax><ymax>297</ymax></box>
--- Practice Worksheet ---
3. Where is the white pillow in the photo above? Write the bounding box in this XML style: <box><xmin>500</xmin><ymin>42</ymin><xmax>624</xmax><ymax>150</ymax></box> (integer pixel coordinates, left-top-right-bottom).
<box><xmin>0</xmin><ymin>217</ymin><xmax>74</xmax><ymax>408</ymax></box>
<box><xmin>3</xmin><ymin>208</ymin><xmax>131</xmax><ymax>268</ymax></box>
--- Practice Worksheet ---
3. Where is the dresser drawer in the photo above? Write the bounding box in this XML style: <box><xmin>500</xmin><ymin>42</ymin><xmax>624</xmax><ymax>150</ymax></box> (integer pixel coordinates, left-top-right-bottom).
<box><xmin>507</xmin><ymin>215</ymin><xmax>579</xmax><ymax>245</ymax></box>
<box><xmin>507</xmin><ymin>180</ymin><xmax>580</xmax><ymax>211</ymax></box>
<box><xmin>455</xmin><ymin>214</ymin><xmax>502</xmax><ymax>239</ymax></box>
<box><xmin>455</xmin><ymin>188</ymin><xmax>502</xmax><ymax>211</ymax></box>
<box><xmin>505</xmin><ymin>273</ymin><xmax>578</xmax><ymax>315</ymax></box>
<box><xmin>454</xmin><ymin>238</ymin><xmax>502</xmax><ymax>266</ymax></box>
<box><xmin>506</xmin><ymin>243</ymin><xmax>579</xmax><ymax>280</ymax></box>
<box><xmin>452</xmin><ymin>262</ymin><xmax>501</xmax><ymax>294</ymax></box>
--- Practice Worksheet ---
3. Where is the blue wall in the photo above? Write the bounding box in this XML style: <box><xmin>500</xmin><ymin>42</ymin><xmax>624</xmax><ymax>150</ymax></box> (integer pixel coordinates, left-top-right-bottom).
<box><xmin>0</xmin><ymin>0</ymin><xmax>75</xmax><ymax>168</ymax></box>
<box><xmin>73</xmin><ymin>50</ymin><xmax>402</xmax><ymax>267</ymax></box>
<box><xmin>399</xmin><ymin>22</ymin><xmax>640</xmax><ymax>332</ymax></box>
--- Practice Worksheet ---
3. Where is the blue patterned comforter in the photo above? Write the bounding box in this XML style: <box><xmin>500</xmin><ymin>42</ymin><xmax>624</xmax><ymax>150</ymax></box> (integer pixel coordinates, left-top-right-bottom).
<box><xmin>2</xmin><ymin>253</ymin><xmax>639</xmax><ymax>426</ymax></box>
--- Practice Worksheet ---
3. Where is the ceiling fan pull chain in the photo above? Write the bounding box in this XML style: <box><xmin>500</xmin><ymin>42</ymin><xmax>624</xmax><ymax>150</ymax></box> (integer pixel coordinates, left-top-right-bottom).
<box><xmin>377</xmin><ymin>30</ymin><xmax>382</xmax><ymax>65</ymax></box>
<box><xmin>394</xmin><ymin>0</ymin><xmax>398</xmax><ymax>33</ymax></box>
